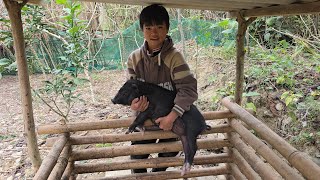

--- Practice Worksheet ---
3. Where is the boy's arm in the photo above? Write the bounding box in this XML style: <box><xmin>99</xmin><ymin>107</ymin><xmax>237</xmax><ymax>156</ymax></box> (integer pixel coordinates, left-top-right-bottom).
<box><xmin>171</xmin><ymin>52</ymin><xmax>198</xmax><ymax>116</ymax></box>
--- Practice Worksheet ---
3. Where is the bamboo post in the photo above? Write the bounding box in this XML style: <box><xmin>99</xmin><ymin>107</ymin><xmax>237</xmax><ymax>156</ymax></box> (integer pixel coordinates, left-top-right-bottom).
<box><xmin>222</xmin><ymin>97</ymin><xmax>320</xmax><ymax>179</ymax></box>
<box><xmin>71</xmin><ymin>138</ymin><xmax>230</xmax><ymax>161</ymax></box>
<box><xmin>37</xmin><ymin>110</ymin><xmax>244</xmax><ymax>134</ymax></box>
<box><xmin>74</xmin><ymin>154</ymin><xmax>231</xmax><ymax>174</ymax></box>
<box><xmin>97</xmin><ymin>165</ymin><xmax>229</xmax><ymax>180</ymax></box>
<box><xmin>3</xmin><ymin>0</ymin><xmax>41</xmax><ymax>171</ymax></box>
<box><xmin>33</xmin><ymin>135</ymin><xmax>68</xmax><ymax>180</ymax></box>
<box><xmin>235</xmin><ymin>12</ymin><xmax>256</xmax><ymax>104</ymax></box>
<box><xmin>45</xmin><ymin>124</ymin><xmax>231</xmax><ymax>146</ymax></box>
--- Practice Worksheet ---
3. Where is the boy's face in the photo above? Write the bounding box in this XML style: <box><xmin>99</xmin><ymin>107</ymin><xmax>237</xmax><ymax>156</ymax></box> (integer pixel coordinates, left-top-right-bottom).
<box><xmin>143</xmin><ymin>21</ymin><xmax>168</xmax><ymax>51</ymax></box>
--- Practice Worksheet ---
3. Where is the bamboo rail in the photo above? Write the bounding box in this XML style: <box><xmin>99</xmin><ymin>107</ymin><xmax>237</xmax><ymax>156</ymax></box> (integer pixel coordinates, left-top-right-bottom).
<box><xmin>231</xmin><ymin>148</ymin><xmax>261</xmax><ymax>180</ymax></box>
<box><xmin>227</xmin><ymin>126</ymin><xmax>261</xmax><ymax>180</ymax></box>
<box><xmin>47</xmin><ymin>144</ymin><xmax>71</xmax><ymax>180</ymax></box>
<box><xmin>45</xmin><ymin>124</ymin><xmax>231</xmax><ymax>146</ymax></box>
<box><xmin>229</xmin><ymin>131</ymin><xmax>281</xmax><ymax>180</ymax></box>
<box><xmin>71</xmin><ymin>138</ymin><xmax>231</xmax><ymax>161</ymax></box>
<box><xmin>37</xmin><ymin>110</ymin><xmax>249</xmax><ymax>134</ymax></box>
<box><xmin>74</xmin><ymin>153</ymin><xmax>231</xmax><ymax>174</ymax></box>
<box><xmin>229</xmin><ymin>163</ymin><xmax>246</xmax><ymax>180</ymax></box>
<box><xmin>222</xmin><ymin>97</ymin><xmax>320</xmax><ymax>180</ymax></box>
<box><xmin>94</xmin><ymin>165</ymin><xmax>229</xmax><ymax>180</ymax></box>
<box><xmin>33</xmin><ymin>135</ymin><xmax>68</xmax><ymax>180</ymax></box>
<box><xmin>230</xmin><ymin>119</ymin><xmax>303</xmax><ymax>179</ymax></box>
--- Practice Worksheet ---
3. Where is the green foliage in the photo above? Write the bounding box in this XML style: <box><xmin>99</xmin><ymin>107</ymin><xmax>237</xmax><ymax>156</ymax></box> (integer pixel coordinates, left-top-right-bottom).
<box><xmin>245</xmin><ymin>102</ymin><xmax>257</xmax><ymax>112</ymax></box>
<box><xmin>33</xmin><ymin>1</ymin><xmax>90</xmax><ymax>122</ymax></box>
<box><xmin>96</xmin><ymin>143</ymin><xmax>112</xmax><ymax>148</ymax></box>
<box><xmin>0</xmin><ymin>134</ymin><xmax>17</xmax><ymax>140</ymax></box>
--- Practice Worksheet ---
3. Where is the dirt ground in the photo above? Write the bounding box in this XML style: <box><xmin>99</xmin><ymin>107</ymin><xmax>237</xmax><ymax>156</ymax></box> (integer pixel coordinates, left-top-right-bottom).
<box><xmin>0</xmin><ymin>43</ymin><xmax>318</xmax><ymax>179</ymax></box>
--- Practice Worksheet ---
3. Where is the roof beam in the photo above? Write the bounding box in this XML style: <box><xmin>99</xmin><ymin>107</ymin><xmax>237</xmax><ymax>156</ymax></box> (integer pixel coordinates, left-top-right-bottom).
<box><xmin>230</xmin><ymin>1</ymin><xmax>320</xmax><ymax>17</ymax></box>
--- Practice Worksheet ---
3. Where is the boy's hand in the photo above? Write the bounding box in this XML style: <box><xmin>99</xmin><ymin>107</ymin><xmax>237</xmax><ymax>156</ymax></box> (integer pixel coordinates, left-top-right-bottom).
<box><xmin>155</xmin><ymin>111</ymin><xmax>178</xmax><ymax>131</ymax></box>
<box><xmin>131</xmin><ymin>96</ymin><xmax>149</xmax><ymax>112</ymax></box>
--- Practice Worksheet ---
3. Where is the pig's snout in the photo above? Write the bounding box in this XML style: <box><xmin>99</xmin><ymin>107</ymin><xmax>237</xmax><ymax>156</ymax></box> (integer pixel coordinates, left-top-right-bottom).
<box><xmin>111</xmin><ymin>98</ymin><xmax>116</xmax><ymax>104</ymax></box>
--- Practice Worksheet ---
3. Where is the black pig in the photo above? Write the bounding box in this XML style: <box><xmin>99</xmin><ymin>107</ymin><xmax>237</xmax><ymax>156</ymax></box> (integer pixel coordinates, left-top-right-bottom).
<box><xmin>111</xmin><ymin>79</ymin><xmax>209</xmax><ymax>175</ymax></box>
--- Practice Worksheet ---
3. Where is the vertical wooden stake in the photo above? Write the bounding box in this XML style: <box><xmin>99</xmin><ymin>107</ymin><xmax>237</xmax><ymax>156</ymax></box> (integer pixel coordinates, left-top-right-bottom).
<box><xmin>3</xmin><ymin>0</ymin><xmax>42</xmax><ymax>171</ymax></box>
<box><xmin>235</xmin><ymin>12</ymin><xmax>256</xmax><ymax>105</ymax></box>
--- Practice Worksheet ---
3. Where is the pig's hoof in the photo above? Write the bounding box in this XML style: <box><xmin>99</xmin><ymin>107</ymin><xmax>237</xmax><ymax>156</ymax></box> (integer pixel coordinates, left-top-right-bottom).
<box><xmin>181</xmin><ymin>162</ymin><xmax>191</xmax><ymax>176</ymax></box>
<box><xmin>136</xmin><ymin>126</ymin><xmax>145</xmax><ymax>134</ymax></box>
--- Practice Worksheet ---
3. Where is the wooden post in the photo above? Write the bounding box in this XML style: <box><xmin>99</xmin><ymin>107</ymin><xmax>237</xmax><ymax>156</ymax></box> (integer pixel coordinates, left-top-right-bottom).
<box><xmin>3</xmin><ymin>0</ymin><xmax>41</xmax><ymax>171</ymax></box>
<box><xmin>235</xmin><ymin>12</ymin><xmax>256</xmax><ymax>104</ymax></box>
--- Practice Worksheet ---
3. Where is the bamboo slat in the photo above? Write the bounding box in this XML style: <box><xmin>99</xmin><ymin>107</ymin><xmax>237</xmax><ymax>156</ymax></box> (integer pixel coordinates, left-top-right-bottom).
<box><xmin>61</xmin><ymin>160</ymin><xmax>74</xmax><ymax>180</ymax></box>
<box><xmin>71</xmin><ymin>138</ymin><xmax>231</xmax><ymax>161</ymax></box>
<box><xmin>222</xmin><ymin>97</ymin><xmax>320</xmax><ymax>179</ymax></box>
<box><xmin>37</xmin><ymin>110</ymin><xmax>244</xmax><ymax>135</ymax></box>
<box><xmin>74</xmin><ymin>153</ymin><xmax>231</xmax><ymax>174</ymax></box>
<box><xmin>47</xmin><ymin>144</ymin><xmax>71</xmax><ymax>180</ymax></box>
<box><xmin>45</xmin><ymin>124</ymin><xmax>232</xmax><ymax>146</ymax></box>
<box><xmin>231</xmin><ymin>148</ymin><xmax>261</xmax><ymax>180</ymax></box>
<box><xmin>33</xmin><ymin>135</ymin><xmax>68</xmax><ymax>180</ymax></box>
<box><xmin>229</xmin><ymin>163</ymin><xmax>246</xmax><ymax>180</ymax></box>
<box><xmin>230</xmin><ymin>119</ymin><xmax>303</xmax><ymax>180</ymax></box>
<box><xmin>94</xmin><ymin>165</ymin><xmax>229</xmax><ymax>180</ymax></box>
<box><xmin>229</xmin><ymin>131</ymin><xmax>280</xmax><ymax>180</ymax></box>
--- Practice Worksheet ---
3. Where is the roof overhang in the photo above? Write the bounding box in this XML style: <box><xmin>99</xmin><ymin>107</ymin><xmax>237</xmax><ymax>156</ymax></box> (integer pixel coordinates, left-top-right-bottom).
<box><xmin>28</xmin><ymin>0</ymin><xmax>320</xmax><ymax>17</ymax></box>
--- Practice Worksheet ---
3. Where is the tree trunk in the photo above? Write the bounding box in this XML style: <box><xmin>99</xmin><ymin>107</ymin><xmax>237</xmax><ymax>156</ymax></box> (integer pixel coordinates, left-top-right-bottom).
<box><xmin>3</xmin><ymin>0</ymin><xmax>41</xmax><ymax>171</ymax></box>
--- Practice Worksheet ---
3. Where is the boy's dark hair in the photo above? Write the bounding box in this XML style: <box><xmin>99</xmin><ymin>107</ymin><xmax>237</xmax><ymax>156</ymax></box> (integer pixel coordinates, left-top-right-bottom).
<box><xmin>139</xmin><ymin>4</ymin><xmax>170</xmax><ymax>30</ymax></box>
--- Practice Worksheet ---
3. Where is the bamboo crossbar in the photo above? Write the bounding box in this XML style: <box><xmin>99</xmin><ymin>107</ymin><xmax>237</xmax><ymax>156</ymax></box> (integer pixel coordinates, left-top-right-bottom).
<box><xmin>93</xmin><ymin>165</ymin><xmax>230</xmax><ymax>180</ymax></box>
<box><xmin>229</xmin><ymin>131</ymin><xmax>281</xmax><ymax>180</ymax></box>
<box><xmin>71</xmin><ymin>138</ymin><xmax>231</xmax><ymax>161</ymax></box>
<box><xmin>33</xmin><ymin>135</ymin><xmax>68</xmax><ymax>180</ymax></box>
<box><xmin>37</xmin><ymin>110</ymin><xmax>245</xmax><ymax>134</ymax></box>
<box><xmin>230</xmin><ymin>119</ymin><xmax>303</xmax><ymax>180</ymax></box>
<box><xmin>222</xmin><ymin>97</ymin><xmax>320</xmax><ymax>179</ymax></box>
<box><xmin>73</xmin><ymin>153</ymin><xmax>231</xmax><ymax>174</ymax></box>
<box><xmin>45</xmin><ymin>124</ymin><xmax>231</xmax><ymax>147</ymax></box>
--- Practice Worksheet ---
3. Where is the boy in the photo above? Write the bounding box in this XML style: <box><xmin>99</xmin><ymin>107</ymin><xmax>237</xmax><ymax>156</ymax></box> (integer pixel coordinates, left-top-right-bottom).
<box><xmin>127</xmin><ymin>4</ymin><xmax>198</xmax><ymax>173</ymax></box>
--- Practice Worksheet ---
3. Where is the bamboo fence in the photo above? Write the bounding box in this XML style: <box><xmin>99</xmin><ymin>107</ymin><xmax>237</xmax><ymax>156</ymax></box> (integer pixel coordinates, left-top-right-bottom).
<box><xmin>33</xmin><ymin>104</ymin><xmax>320</xmax><ymax>180</ymax></box>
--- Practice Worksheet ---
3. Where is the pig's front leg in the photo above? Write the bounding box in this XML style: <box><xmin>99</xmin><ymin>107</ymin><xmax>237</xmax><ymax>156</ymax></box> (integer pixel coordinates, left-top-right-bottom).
<box><xmin>126</xmin><ymin>111</ymin><xmax>150</xmax><ymax>134</ymax></box>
